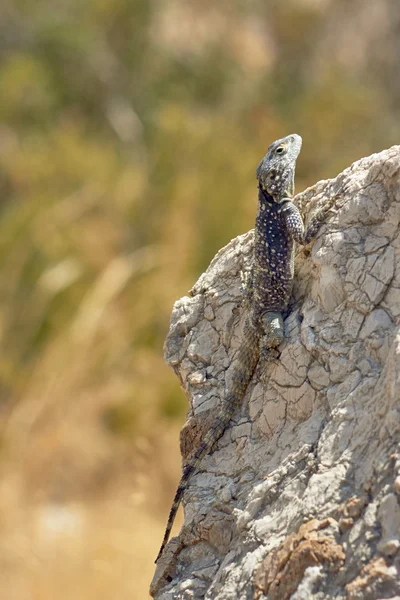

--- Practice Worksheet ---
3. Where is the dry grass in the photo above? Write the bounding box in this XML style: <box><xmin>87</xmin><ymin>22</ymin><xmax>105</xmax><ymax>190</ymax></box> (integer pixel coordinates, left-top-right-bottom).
<box><xmin>0</xmin><ymin>331</ymin><xmax>184</xmax><ymax>600</ymax></box>
<box><xmin>0</xmin><ymin>480</ymin><xmax>183</xmax><ymax>600</ymax></box>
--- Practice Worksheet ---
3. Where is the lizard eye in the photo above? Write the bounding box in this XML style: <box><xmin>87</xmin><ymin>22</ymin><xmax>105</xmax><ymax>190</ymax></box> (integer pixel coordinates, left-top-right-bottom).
<box><xmin>276</xmin><ymin>145</ymin><xmax>285</xmax><ymax>154</ymax></box>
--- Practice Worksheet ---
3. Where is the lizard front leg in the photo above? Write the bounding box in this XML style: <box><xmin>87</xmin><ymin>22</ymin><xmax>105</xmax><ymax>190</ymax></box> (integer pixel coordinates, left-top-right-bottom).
<box><xmin>281</xmin><ymin>196</ymin><xmax>340</xmax><ymax>245</ymax></box>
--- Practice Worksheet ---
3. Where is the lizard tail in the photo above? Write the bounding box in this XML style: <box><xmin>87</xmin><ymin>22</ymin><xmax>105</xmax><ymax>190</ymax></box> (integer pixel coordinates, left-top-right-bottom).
<box><xmin>154</xmin><ymin>406</ymin><xmax>238</xmax><ymax>564</ymax></box>
<box><xmin>155</xmin><ymin>318</ymin><xmax>259</xmax><ymax>563</ymax></box>
<box><xmin>155</xmin><ymin>461</ymin><xmax>195</xmax><ymax>563</ymax></box>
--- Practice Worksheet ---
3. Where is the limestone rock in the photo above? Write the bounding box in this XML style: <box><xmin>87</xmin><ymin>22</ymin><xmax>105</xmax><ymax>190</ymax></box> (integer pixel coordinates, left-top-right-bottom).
<box><xmin>151</xmin><ymin>145</ymin><xmax>400</xmax><ymax>599</ymax></box>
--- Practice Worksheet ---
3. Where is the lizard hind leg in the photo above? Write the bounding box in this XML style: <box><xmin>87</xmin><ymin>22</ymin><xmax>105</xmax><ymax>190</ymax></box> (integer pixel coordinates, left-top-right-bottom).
<box><xmin>260</xmin><ymin>311</ymin><xmax>284</xmax><ymax>361</ymax></box>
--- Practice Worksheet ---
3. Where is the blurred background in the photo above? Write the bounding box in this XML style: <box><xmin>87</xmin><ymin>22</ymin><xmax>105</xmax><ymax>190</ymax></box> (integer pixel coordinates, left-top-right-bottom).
<box><xmin>0</xmin><ymin>0</ymin><xmax>399</xmax><ymax>598</ymax></box>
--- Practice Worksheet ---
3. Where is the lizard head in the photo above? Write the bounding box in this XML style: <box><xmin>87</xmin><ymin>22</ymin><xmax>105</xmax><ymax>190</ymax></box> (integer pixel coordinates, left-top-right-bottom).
<box><xmin>256</xmin><ymin>133</ymin><xmax>302</xmax><ymax>203</ymax></box>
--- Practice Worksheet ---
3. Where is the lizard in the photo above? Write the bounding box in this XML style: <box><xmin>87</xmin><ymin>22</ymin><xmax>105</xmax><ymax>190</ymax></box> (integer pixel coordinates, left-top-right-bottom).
<box><xmin>156</xmin><ymin>133</ymin><xmax>338</xmax><ymax>564</ymax></box>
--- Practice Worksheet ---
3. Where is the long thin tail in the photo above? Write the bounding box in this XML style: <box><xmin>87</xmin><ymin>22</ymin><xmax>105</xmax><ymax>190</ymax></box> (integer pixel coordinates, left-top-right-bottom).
<box><xmin>155</xmin><ymin>409</ymin><xmax>236</xmax><ymax>563</ymax></box>
<box><xmin>155</xmin><ymin>317</ymin><xmax>259</xmax><ymax>563</ymax></box>
<box><xmin>155</xmin><ymin>461</ymin><xmax>195</xmax><ymax>563</ymax></box>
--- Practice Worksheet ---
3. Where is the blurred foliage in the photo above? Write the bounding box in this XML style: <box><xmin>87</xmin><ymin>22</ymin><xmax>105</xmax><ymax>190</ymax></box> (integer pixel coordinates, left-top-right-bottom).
<box><xmin>0</xmin><ymin>0</ymin><xmax>400</xmax><ymax>598</ymax></box>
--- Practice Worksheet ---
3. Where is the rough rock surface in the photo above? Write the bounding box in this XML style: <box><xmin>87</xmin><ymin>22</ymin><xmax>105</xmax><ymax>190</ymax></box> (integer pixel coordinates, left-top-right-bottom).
<box><xmin>151</xmin><ymin>146</ymin><xmax>400</xmax><ymax>599</ymax></box>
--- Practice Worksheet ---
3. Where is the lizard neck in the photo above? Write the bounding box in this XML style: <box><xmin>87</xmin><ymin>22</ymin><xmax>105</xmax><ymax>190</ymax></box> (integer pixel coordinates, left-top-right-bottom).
<box><xmin>258</xmin><ymin>186</ymin><xmax>294</xmax><ymax>210</ymax></box>
<box><xmin>258</xmin><ymin>186</ymin><xmax>274</xmax><ymax>207</ymax></box>
<box><xmin>258</xmin><ymin>185</ymin><xmax>293</xmax><ymax>206</ymax></box>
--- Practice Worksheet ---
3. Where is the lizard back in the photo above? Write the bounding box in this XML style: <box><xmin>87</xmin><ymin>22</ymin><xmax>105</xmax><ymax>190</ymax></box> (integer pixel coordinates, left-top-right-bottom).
<box><xmin>252</xmin><ymin>189</ymin><xmax>296</xmax><ymax>315</ymax></box>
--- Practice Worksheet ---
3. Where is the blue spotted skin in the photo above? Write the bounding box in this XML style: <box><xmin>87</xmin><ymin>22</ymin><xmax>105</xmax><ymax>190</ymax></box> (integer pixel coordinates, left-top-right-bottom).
<box><xmin>252</xmin><ymin>133</ymin><xmax>332</xmax><ymax>353</ymax></box>
<box><xmin>156</xmin><ymin>134</ymin><xmax>333</xmax><ymax>564</ymax></box>
<box><xmin>250</xmin><ymin>133</ymin><xmax>303</xmax><ymax>352</ymax></box>
<box><xmin>254</xmin><ymin>193</ymin><xmax>296</xmax><ymax>313</ymax></box>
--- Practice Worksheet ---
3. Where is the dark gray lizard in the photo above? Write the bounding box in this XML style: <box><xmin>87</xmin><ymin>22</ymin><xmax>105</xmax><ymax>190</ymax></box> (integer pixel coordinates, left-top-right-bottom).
<box><xmin>156</xmin><ymin>133</ymin><xmax>336</xmax><ymax>563</ymax></box>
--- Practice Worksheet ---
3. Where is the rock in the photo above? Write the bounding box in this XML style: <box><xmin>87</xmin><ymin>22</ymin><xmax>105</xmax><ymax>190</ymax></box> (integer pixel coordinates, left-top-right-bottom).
<box><xmin>151</xmin><ymin>145</ymin><xmax>400</xmax><ymax>599</ymax></box>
